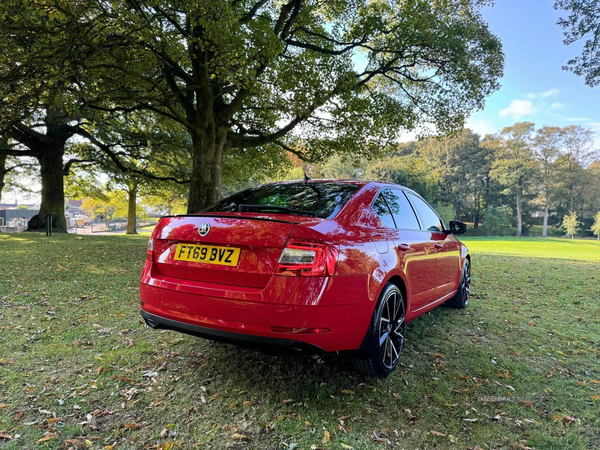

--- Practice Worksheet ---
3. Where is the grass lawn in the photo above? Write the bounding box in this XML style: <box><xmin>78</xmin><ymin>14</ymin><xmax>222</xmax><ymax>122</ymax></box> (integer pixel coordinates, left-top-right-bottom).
<box><xmin>0</xmin><ymin>234</ymin><xmax>599</xmax><ymax>449</ymax></box>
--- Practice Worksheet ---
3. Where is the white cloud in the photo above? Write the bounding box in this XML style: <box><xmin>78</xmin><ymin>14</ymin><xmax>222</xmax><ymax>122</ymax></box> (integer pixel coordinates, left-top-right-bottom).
<box><xmin>550</xmin><ymin>102</ymin><xmax>567</xmax><ymax>109</ymax></box>
<box><xmin>527</xmin><ymin>88</ymin><xmax>560</xmax><ymax>99</ymax></box>
<box><xmin>466</xmin><ymin>116</ymin><xmax>497</xmax><ymax>137</ymax></box>
<box><xmin>566</xmin><ymin>117</ymin><xmax>592</xmax><ymax>122</ymax></box>
<box><xmin>541</xmin><ymin>88</ymin><xmax>560</xmax><ymax>98</ymax></box>
<box><xmin>499</xmin><ymin>100</ymin><xmax>535</xmax><ymax>120</ymax></box>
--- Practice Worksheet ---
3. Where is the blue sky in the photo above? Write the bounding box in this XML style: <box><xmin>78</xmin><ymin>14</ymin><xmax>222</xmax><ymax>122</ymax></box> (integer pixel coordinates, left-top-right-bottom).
<box><xmin>466</xmin><ymin>0</ymin><xmax>600</xmax><ymax>143</ymax></box>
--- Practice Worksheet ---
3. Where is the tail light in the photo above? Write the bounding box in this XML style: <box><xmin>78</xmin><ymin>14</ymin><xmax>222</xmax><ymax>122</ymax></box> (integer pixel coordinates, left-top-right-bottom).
<box><xmin>276</xmin><ymin>238</ymin><xmax>339</xmax><ymax>276</ymax></box>
<box><xmin>147</xmin><ymin>237</ymin><xmax>154</xmax><ymax>259</ymax></box>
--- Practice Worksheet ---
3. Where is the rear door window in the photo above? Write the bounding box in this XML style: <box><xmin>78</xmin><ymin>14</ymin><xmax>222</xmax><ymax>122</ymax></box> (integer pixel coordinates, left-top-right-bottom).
<box><xmin>382</xmin><ymin>190</ymin><xmax>421</xmax><ymax>230</ymax></box>
<box><xmin>406</xmin><ymin>193</ymin><xmax>444</xmax><ymax>232</ymax></box>
<box><xmin>372</xmin><ymin>193</ymin><xmax>396</xmax><ymax>228</ymax></box>
<box><xmin>204</xmin><ymin>182</ymin><xmax>361</xmax><ymax>219</ymax></box>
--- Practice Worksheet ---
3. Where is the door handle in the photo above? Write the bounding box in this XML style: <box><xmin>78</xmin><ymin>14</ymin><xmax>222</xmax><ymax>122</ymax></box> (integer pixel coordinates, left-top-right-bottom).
<box><xmin>397</xmin><ymin>243</ymin><xmax>411</xmax><ymax>252</ymax></box>
<box><xmin>434</xmin><ymin>242</ymin><xmax>443</xmax><ymax>249</ymax></box>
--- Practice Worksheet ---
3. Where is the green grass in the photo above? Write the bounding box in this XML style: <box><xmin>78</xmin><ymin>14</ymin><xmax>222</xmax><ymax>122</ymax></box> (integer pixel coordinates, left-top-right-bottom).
<box><xmin>0</xmin><ymin>234</ymin><xmax>599</xmax><ymax>449</ymax></box>
<box><xmin>462</xmin><ymin>236</ymin><xmax>600</xmax><ymax>261</ymax></box>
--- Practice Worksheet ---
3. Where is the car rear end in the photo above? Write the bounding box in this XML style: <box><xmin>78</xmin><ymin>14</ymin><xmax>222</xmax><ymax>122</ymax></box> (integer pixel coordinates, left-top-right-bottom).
<box><xmin>139</xmin><ymin>181</ymin><xmax>374</xmax><ymax>353</ymax></box>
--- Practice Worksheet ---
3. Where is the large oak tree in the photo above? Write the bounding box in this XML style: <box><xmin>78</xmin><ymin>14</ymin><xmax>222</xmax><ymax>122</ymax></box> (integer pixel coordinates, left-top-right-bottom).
<box><xmin>33</xmin><ymin>0</ymin><xmax>504</xmax><ymax>212</ymax></box>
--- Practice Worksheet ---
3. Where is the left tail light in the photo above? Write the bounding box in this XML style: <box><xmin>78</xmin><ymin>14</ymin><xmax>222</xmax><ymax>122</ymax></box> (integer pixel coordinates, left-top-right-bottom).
<box><xmin>276</xmin><ymin>238</ymin><xmax>339</xmax><ymax>277</ymax></box>
<box><xmin>147</xmin><ymin>237</ymin><xmax>154</xmax><ymax>258</ymax></box>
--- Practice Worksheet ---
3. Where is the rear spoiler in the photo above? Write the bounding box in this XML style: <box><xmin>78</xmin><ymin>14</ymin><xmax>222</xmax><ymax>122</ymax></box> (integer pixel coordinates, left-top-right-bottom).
<box><xmin>157</xmin><ymin>214</ymin><xmax>300</xmax><ymax>225</ymax></box>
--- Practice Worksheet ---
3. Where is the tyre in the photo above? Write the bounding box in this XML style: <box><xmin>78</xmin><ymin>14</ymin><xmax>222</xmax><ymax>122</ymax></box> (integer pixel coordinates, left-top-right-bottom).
<box><xmin>352</xmin><ymin>283</ymin><xmax>405</xmax><ymax>378</ymax></box>
<box><xmin>446</xmin><ymin>258</ymin><xmax>471</xmax><ymax>309</ymax></box>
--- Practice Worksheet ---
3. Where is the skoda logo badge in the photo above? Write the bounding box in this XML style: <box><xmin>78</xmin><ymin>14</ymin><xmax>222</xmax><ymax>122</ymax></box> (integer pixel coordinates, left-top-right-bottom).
<box><xmin>198</xmin><ymin>222</ymin><xmax>210</xmax><ymax>237</ymax></box>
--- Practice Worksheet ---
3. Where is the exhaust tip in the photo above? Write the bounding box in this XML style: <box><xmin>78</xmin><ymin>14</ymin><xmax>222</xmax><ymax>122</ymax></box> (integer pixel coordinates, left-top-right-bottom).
<box><xmin>145</xmin><ymin>318</ymin><xmax>160</xmax><ymax>328</ymax></box>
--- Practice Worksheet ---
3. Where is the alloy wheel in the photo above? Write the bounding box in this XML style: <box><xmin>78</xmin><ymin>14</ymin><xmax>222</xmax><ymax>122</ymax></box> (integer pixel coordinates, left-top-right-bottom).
<box><xmin>379</xmin><ymin>289</ymin><xmax>405</xmax><ymax>369</ymax></box>
<box><xmin>462</xmin><ymin>260</ymin><xmax>471</xmax><ymax>306</ymax></box>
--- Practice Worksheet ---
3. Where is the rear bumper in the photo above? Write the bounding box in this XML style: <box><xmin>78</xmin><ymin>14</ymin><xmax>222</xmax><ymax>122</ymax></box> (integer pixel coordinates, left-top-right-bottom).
<box><xmin>139</xmin><ymin>264</ymin><xmax>375</xmax><ymax>352</ymax></box>
<box><xmin>141</xmin><ymin>310</ymin><xmax>324</xmax><ymax>354</ymax></box>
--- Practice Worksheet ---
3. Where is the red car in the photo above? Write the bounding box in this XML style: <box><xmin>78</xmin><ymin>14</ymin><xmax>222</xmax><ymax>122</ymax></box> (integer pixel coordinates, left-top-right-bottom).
<box><xmin>140</xmin><ymin>180</ymin><xmax>470</xmax><ymax>377</ymax></box>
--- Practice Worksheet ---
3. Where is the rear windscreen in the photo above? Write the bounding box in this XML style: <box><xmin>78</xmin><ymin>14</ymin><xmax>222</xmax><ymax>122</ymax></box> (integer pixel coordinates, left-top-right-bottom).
<box><xmin>204</xmin><ymin>182</ymin><xmax>361</xmax><ymax>219</ymax></box>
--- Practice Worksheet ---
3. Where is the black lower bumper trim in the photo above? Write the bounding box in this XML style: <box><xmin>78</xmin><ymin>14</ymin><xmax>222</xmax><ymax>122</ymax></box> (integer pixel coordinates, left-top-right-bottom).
<box><xmin>140</xmin><ymin>310</ymin><xmax>325</xmax><ymax>355</ymax></box>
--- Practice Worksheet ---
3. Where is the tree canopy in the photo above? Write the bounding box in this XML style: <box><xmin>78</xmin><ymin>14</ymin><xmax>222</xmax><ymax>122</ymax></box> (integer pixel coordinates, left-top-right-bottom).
<box><xmin>5</xmin><ymin>0</ymin><xmax>503</xmax><ymax>212</ymax></box>
<box><xmin>556</xmin><ymin>0</ymin><xmax>600</xmax><ymax>86</ymax></box>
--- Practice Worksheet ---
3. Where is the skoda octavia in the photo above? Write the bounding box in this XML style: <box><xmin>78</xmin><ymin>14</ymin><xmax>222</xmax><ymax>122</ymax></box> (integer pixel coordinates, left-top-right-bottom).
<box><xmin>140</xmin><ymin>180</ymin><xmax>470</xmax><ymax>377</ymax></box>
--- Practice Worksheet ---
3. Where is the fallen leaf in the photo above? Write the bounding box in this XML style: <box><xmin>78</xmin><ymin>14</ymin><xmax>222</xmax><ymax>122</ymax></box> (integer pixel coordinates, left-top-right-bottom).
<box><xmin>341</xmin><ymin>390</ymin><xmax>355</xmax><ymax>395</ymax></box>
<box><xmin>160</xmin><ymin>427</ymin><xmax>168</xmax><ymax>438</ymax></box>
<box><xmin>323</xmin><ymin>430</ymin><xmax>330</xmax><ymax>443</ymax></box>
<box><xmin>430</xmin><ymin>430</ymin><xmax>445</xmax><ymax>436</ymax></box>
<box><xmin>0</xmin><ymin>432</ymin><xmax>11</xmax><ymax>440</ymax></box>
<box><xmin>37</xmin><ymin>432</ymin><xmax>59</xmax><ymax>443</ymax></box>
<box><xmin>123</xmin><ymin>423</ymin><xmax>141</xmax><ymax>430</ymax></box>
<box><xmin>591</xmin><ymin>395</ymin><xmax>600</xmax><ymax>401</ymax></box>
<box><xmin>562</xmin><ymin>415</ymin><xmax>576</xmax><ymax>427</ymax></box>
<box><xmin>231</xmin><ymin>433</ymin><xmax>249</xmax><ymax>441</ymax></box>
<box><xmin>282</xmin><ymin>399</ymin><xmax>294</xmax><ymax>403</ymax></box>
<box><xmin>243</xmin><ymin>401</ymin><xmax>253</xmax><ymax>407</ymax></box>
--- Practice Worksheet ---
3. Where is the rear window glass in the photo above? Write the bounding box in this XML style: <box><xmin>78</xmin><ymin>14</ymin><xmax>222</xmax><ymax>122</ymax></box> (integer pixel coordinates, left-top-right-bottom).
<box><xmin>204</xmin><ymin>182</ymin><xmax>361</xmax><ymax>219</ymax></box>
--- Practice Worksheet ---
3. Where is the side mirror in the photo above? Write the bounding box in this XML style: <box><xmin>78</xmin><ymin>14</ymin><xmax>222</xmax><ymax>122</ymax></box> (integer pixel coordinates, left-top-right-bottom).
<box><xmin>448</xmin><ymin>220</ymin><xmax>467</xmax><ymax>235</ymax></box>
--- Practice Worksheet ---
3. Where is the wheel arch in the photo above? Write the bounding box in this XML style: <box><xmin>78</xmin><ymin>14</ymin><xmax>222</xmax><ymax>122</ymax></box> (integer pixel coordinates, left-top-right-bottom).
<box><xmin>385</xmin><ymin>274</ymin><xmax>408</xmax><ymax>310</ymax></box>
<box><xmin>350</xmin><ymin>273</ymin><xmax>407</xmax><ymax>358</ymax></box>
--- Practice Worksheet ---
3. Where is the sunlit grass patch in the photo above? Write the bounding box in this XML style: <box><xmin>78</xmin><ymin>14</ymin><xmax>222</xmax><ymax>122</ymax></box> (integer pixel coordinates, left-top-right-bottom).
<box><xmin>461</xmin><ymin>236</ymin><xmax>600</xmax><ymax>262</ymax></box>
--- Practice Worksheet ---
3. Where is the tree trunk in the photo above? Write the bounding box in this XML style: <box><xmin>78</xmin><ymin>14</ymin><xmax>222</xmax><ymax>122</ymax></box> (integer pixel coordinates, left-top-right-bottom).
<box><xmin>0</xmin><ymin>154</ymin><xmax>6</xmax><ymax>204</ymax></box>
<box><xmin>187</xmin><ymin>131</ymin><xmax>225</xmax><ymax>213</ymax></box>
<box><xmin>126</xmin><ymin>184</ymin><xmax>138</xmax><ymax>234</ymax></box>
<box><xmin>516</xmin><ymin>187</ymin><xmax>522</xmax><ymax>237</ymax></box>
<box><xmin>474</xmin><ymin>194</ymin><xmax>480</xmax><ymax>228</ymax></box>
<box><xmin>30</xmin><ymin>144</ymin><xmax>67</xmax><ymax>232</ymax></box>
<box><xmin>542</xmin><ymin>203</ymin><xmax>549</xmax><ymax>238</ymax></box>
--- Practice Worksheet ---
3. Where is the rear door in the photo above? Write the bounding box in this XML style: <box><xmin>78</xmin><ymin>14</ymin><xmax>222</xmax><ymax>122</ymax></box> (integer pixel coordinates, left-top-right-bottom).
<box><xmin>405</xmin><ymin>193</ymin><xmax>461</xmax><ymax>300</ymax></box>
<box><xmin>152</xmin><ymin>215</ymin><xmax>296</xmax><ymax>289</ymax></box>
<box><xmin>375</xmin><ymin>189</ymin><xmax>438</xmax><ymax>312</ymax></box>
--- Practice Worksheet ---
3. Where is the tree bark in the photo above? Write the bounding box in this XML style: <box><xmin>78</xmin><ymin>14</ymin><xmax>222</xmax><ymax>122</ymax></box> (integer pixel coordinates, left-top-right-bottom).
<box><xmin>187</xmin><ymin>130</ymin><xmax>225</xmax><ymax>213</ymax></box>
<box><xmin>474</xmin><ymin>194</ymin><xmax>480</xmax><ymax>228</ymax></box>
<box><xmin>0</xmin><ymin>154</ymin><xmax>6</xmax><ymax>204</ymax></box>
<box><xmin>516</xmin><ymin>186</ymin><xmax>522</xmax><ymax>237</ymax></box>
<box><xmin>542</xmin><ymin>203</ymin><xmax>549</xmax><ymax>238</ymax></box>
<box><xmin>126</xmin><ymin>183</ymin><xmax>138</xmax><ymax>234</ymax></box>
<box><xmin>31</xmin><ymin>144</ymin><xmax>67</xmax><ymax>232</ymax></box>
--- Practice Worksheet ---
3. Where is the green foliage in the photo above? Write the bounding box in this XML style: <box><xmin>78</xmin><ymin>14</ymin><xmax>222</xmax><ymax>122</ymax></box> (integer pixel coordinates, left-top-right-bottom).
<box><xmin>561</xmin><ymin>211</ymin><xmax>581</xmax><ymax>238</ymax></box>
<box><xmin>433</xmin><ymin>204</ymin><xmax>455</xmax><ymax>227</ymax></box>
<box><xmin>481</xmin><ymin>206</ymin><xmax>513</xmax><ymax>236</ymax></box>
<box><xmin>0</xmin><ymin>0</ymin><xmax>504</xmax><ymax>210</ymax></box>
<box><xmin>556</xmin><ymin>0</ymin><xmax>600</xmax><ymax>87</ymax></box>
<box><xmin>366</xmin><ymin>154</ymin><xmax>441</xmax><ymax>204</ymax></box>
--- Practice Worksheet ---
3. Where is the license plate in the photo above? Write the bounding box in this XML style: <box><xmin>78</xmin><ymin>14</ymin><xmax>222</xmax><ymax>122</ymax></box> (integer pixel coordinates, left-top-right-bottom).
<box><xmin>174</xmin><ymin>243</ymin><xmax>241</xmax><ymax>266</ymax></box>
